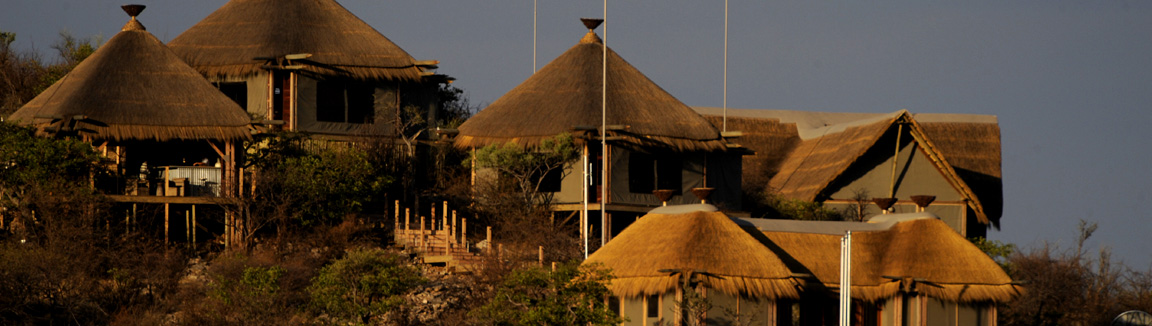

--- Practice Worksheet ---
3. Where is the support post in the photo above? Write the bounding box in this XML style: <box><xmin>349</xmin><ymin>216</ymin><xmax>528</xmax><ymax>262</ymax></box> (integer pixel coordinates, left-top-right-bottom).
<box><xmin>164</xmin><ymin>203</ymin><xmax>169</xmax><ymax>245</ymax></box>
<box><xmin>185</xmin><ymin>210</ymin><xmax>190</xmax><ymax>244</ymax></box>
<box><xmin>192</xmin><ymin>205</ymin><xmax>197</xmax><ymax>244</ymax></box>
<box><xmin>405</xmin><ymin>208</ymin><xmax>411</xmax><ymax>230</ymax></box>
<box><xmin>538</xmin><ymin>246</ymin><xmax>544</xmax><ymax>265</ymax></box>
<box><xmin>462</xmin><ymin>218</ymin><xmax>468</xmax><ymax>251</ymax></box>
<box><xmin>486</xmin><ymin>226</ymin><xmax>492</xmax><ymax>255</ymax></box>
<box><xmin>452</xmin><ymin>210</ymin><xmax>458</xmax><ymax>244</ymax></box>
<box><xmin>420</xmin><ymin>215</ymin><xmax>426</xmax><ymax>251</ymax></box>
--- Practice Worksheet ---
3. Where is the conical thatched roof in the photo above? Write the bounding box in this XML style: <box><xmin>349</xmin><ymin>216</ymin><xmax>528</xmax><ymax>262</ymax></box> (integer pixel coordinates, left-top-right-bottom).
<box><xmin>9</xmin><ymin>7</ymin><xmax>251</xmax><ymax>142</ymax></box>
<box><xmin>168</xmin><ymin>0</ymin><xmax>421</xmax><ymax>81</ymax></box>
<box><xmin>584</xmin><ymin>205</ymin><xmax>800</xmax><ymax>299</ymax></box>
<box><xmin>759</xmin><ymin>216</ymin><xmax>1022</xmax><ymax>303</ymax></box>
<box><xmin>456</xmin><ymin>28</ymin><xmax>724</xmax><ymax>152</ymax></box>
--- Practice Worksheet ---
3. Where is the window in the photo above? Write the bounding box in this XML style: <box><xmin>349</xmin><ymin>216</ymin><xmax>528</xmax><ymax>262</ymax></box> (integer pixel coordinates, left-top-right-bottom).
<box><xmin>608</xmin><ymin>296</ymin><xmax>621</xmax><ymax>316</ymax></box>
<box><xmin>317</xmin><ymin>80</ymin><xmax>375</xmax><ymax>123</ymax></box>
<box><xmin>216</xmin><ymin>82</ymin><xmax>247</xmax><ymax>110</ymax></box>
<box><xmin>629</xmin><ymin>153</ymin><xmax>682</xmax><ymax>194</ymax></box>
<box><xmin>535</xmin><ymin>167</ymin><xmax>563</xmax><ymax>193</ymax></box>
<box><xmin>646</xmin><ymin>294</ymin><xmax>660</xmax><ymax>318</ymax></box>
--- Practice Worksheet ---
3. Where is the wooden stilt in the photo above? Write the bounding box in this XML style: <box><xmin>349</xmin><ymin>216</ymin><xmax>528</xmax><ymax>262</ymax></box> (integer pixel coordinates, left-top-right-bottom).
<box><xmin>405</xmin><ymin>208</ymin><xmax>410</xmax><ymax>231</ymax></box>
<box><xmin>420</xmin><ymin>215</ymin><xmax>426</xmax><ymax>251</ymax></box>
<box><xmin>164</xmin><ymin>203</ymin><xmax>169</xmax><ymax>245</ymax></box>
<box><xmin>451</xmin><ymin>210</ymin><xmax>457</xmax><ymax>244</ymax></box>
<box><xmin>192</xmin><ymin>205</ymin><xmax>197</xmax><ymax>244</ymax></box>
<box><xmin>185</xmin><ymin>210</ymin><xmax>190</xmax><ymax>244</ymax></box>
<box><xmin>462</xmin><ymin>218</ymin><xmax>468</xmax><ymax>251</ymax></box>
<box><xmin>486</xmin><ymin>226</ymin><xmax>492</xmax><ymax>255</ymax></box>
<box><xmin>538</xmin><ymin>246</ymin><xmax>544</xmax><ymax>265</ymax></box>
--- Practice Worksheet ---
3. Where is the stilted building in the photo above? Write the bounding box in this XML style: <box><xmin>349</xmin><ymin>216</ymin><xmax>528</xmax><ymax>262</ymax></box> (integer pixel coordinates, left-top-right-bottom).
<box><xmin>8</xmin><ymin>5</ymin><xmax>252</xmax><ymax>245</ymax></box>
<box><xmin>454</xmin><ymin>20</ymin><xmax>744</xmax><ymax>241</ymax></box>
<box><xmin>168</xmin><ymin>0</ymin><xmax>450</xmax><ymax>138</ymax></box>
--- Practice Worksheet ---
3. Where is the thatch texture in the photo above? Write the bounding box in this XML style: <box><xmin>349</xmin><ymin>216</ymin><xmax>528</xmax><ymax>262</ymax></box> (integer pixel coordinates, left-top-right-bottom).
<box><xmin>9</xmin><ymin>16</ymin><xmax>251</xmax><ymax>142</ymax></box>
<box><xmin>918</xmin><ymin>121</ymin><xmax>1003</xmax><ymax>226</ymax></box>
<box><xmin>768</xmin><ymin>115</ymin><xmax>897</xmax><ymax>201</ymax></box>
<box><xmin>584</xmin><ymin>208</ymin><xmax>800</xmax><ymax>299</ymax></box>
<box><xmin>168</xmin><ymin>0</ymin><xmax>421</xmax><ymax>81</ymax></box>
<box><xmin>704</xmin><ymin>116</ymin><xmax>799</xmax><ymax>186</ymax></box>
<box><xmin>455</xmin><ymin>31</ymin><xmax>724</xmax><ymax>152</ymax></box>
<box><xmin>760</xmin><ymin>218</ymin><xmax>1021</xmax><ymax>303</ymax></box>
<box><xmin>695</xmin><ymin>108</ymin><xmax>1003</xmax><ymax>224</ymax></box>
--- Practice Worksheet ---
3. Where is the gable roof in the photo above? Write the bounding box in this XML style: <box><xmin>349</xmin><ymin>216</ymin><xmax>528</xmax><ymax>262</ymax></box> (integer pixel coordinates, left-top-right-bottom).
<box><xmin>753</xmin><ymin>215</ymin><xmax>1022</xmax><ymax>303</ymax></box>
<box><xmin>455</xmin><ymin>27</ymin><xmax>724</xmax><ymax>152</ymax></box>
<box><xmin>8</xmin><ymin>8</ymin><xmax>251</xmax><ymax>142</ymax></box>
<box><xmin>584</xmin><ymin>205</ymin><xmax>800</xmax><ymax>299</ymax></box>
<box><xmin>168</xmin><ymin>0</ymin><xmax>422</xmax><ymax>81</ymax></box>
<box><xmin>694</xmin><ymin>107</ymin><xmax>1001</xmax><ymax>225</ymax></box>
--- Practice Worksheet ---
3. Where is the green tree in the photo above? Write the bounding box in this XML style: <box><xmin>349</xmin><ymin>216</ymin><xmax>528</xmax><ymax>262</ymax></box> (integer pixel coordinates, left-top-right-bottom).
<box><xmin>244</xmin><ymin>133</ymin><xmax>392</xmax><ymax>238</ymax></box>
<box><xmin>308</xmin><ymin>248</ymin><xmax>425</xmax><ymax>325</ymax></box>
<box><xmin>0</xmin><ymin>122</ymin><xmax>104</xmax><ymax>240</ymax></box>
<box><xmin>970</xmin><ymin>236</ymin><xmax>1016</xmax><ymax>272</ymax></box>
<box><xmin>472</xmin><ymin>133</ymin><xmax>579</xmax><ymax>214</ymax></box>
<box><xmin>471</xmin><ymin>261</ymin><xmax>623</xmax><ymax>326</ymax></box>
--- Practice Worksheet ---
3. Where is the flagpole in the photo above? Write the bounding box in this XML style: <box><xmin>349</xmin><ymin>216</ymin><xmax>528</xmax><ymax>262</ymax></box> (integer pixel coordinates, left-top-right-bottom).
<box><xmin>722</xmin><ymin>0</ymin><xmax>729</xmax><ymax>132</ymax></box>
<box><xmin>533</xmin><ymin>0</ymin><xmax>537</xmax><ymax>73</ymax></box>
<box><xmin>600</xmin><ymin>0</ymin><xmax>609</xmax><ymax>247</ymax></box>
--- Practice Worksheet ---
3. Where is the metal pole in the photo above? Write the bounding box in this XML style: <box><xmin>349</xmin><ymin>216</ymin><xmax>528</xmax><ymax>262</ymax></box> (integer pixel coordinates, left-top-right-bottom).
<box><xmin>582</xmin><ymin>144</ymin><xmax>589</xmax><ymax>259</ymax></box>
<box><xmin>533</xmin><ymin>0</ymin><xmax>538</xmax><ymax>73</ymax></box>
<box><xmin>723</xmin><ymin>0</ymin><xmax>729</xmax><ymax>133</ymax></box>
<box><xmin>840</xmin><ymin>231</ymin><xmax>852</xmax><ymax>326</ymax></box>
<box><xmin>600</xmin><ymin>0</ymin><xmax>608</xmax><ymax>247</ymax></box>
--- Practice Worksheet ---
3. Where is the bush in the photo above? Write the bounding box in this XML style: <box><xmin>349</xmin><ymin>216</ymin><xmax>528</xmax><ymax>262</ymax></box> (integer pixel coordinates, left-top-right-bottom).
<box><xmin>309</xmin><ymin>248</ymin><xmax>425</xmax><ymax>325</ymax></box>
<box><xmin>471</xmin><ymin>261</ymin><xmax>623</xmax><ymax>326</ymax></box>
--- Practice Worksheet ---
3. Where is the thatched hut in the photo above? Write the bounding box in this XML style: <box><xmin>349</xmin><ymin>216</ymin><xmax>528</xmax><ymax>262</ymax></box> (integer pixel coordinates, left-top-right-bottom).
<box><xmin>748</xmin><ymin>213</ymin><xmax>1021</xmax><ymax>325</ymax></box>
<box><xmin>8</xmin><ymin>4</ymin><xmax>251</xmax><ymax>198</ymax></box>
<box><xmin>587</xmin><ymin>205</ymin><xmax>1020</xmax><ymax>325</ymax></box>
<box><xmin>584</xmin><ymin>204</ymin><xmax>800</xmax><ymax>325</ymax></box>
<box><xmin>696</xmin><ymin>108</ymin><xmax>1002</xmax><ymax>237</ymax></box>
<box><xmin>168</xmin><ymin>0</ymin><xmax>449</xmax><ymax>137</ymax></box>
<box><xmin>7</xmin><ymin>5</ymin><xmax>253</xmax><ymax>247</ymax></box>
<box><xmin>454</xmin><ymin>20</ymin><xmax>743</xmax><ymax>239</ymax></box>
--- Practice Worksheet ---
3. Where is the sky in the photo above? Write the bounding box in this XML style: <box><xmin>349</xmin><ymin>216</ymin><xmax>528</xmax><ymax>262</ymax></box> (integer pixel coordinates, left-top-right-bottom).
<box><xmin>5</xmin><ymin>1</ymin><xmax>1152</xmax><ymax>268</ymax></box>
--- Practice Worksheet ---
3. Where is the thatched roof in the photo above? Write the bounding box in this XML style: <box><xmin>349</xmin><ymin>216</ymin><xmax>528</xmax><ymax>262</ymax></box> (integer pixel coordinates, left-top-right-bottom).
<box><xmin>694</xmin><ymin>107</ymin><xmax>1002</xmax><ymax>225</ymax></box>
<box><xmin>584</xmin><ymin>205</ymin><xmax>800</xmax><ymax>299</ymax></box>
<box><xmin>756</xmin><ymin>215</ymin><xmax>1022</xmax><ymax>303</ymax></box>
<box><xmin>455</xmin><ymin>29</ymin><xmax>724</xmax><ymax>152</ymax></box>
<box><xmin>8</xmin><ymin>8</ymin><xmax>251</xmax><ymax>142</ymax></box>
<box><xmin>168</xmin><ymin>0</ymin><xmax>422</xmax><ymax>81</ymax></box>
<box><xmin>768</xmin><ymin>112</ymin><xmax>900</xmax><ymax>202</ymax></box>
<box><xmin>916</xmin><ymin>119</ymin><xmax>1003</xmax><ymax>227</ymax></box>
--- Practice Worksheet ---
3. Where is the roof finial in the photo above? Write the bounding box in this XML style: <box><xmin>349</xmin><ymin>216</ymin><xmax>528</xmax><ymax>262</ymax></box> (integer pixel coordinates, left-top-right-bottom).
<box><xmin>120</xmin><ymin>4</ymin><xmax>147</xmax><ymax>31</ymax></box>
<box><xmin>579</xmin><ymin>18</ymin><xmax>604</xmax><ymax>44</ymax></box>
<box><xmin>581</xmin><ymin>18</ymin><xmax>604</xmax><ymax>31</ymax></box>
<box><xmin>122</xmin><ymin>4</ymin><xmax>145</xmax><ymax>18</ymax></box>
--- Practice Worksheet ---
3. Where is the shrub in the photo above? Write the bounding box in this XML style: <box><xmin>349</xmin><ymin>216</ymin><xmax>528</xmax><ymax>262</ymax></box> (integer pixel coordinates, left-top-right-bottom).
<box><xmin>471</xmin><ymin>261</ymin><xmax>623</xmax><ymax>326</ymax></box>
<box><xmin>309</xmin><ymin>248</ymin><xmax>424</xmax><ymax>325</ymax></box>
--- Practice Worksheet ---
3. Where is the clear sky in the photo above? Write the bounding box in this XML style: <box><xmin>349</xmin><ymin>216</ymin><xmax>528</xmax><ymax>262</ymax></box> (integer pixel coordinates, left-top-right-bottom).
<box><xmin>5</xmin><ymin>1</ymin><xmax>1152</xmax><ymax>268</ymax></box>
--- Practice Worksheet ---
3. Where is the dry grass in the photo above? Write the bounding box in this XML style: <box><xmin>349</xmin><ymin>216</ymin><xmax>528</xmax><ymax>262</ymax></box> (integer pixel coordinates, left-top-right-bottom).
<box><xmin>585</xmin><ymin>210</ymin><xmax>800</xmax><ymax>300</ymax></box>
<box><xmin>456</xmin><ymin>30</ymin><xmax>723</xmax><ymax>153</ymax></box>
<box><xmin>168</xmin><ymin>0</ymin><xmax>422</xmax><ymax>82</ymax></box>
<box><xmin>9</xmin><ymin>23</ymin><xmax>250</xmax><ymax>141</ymax></box>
